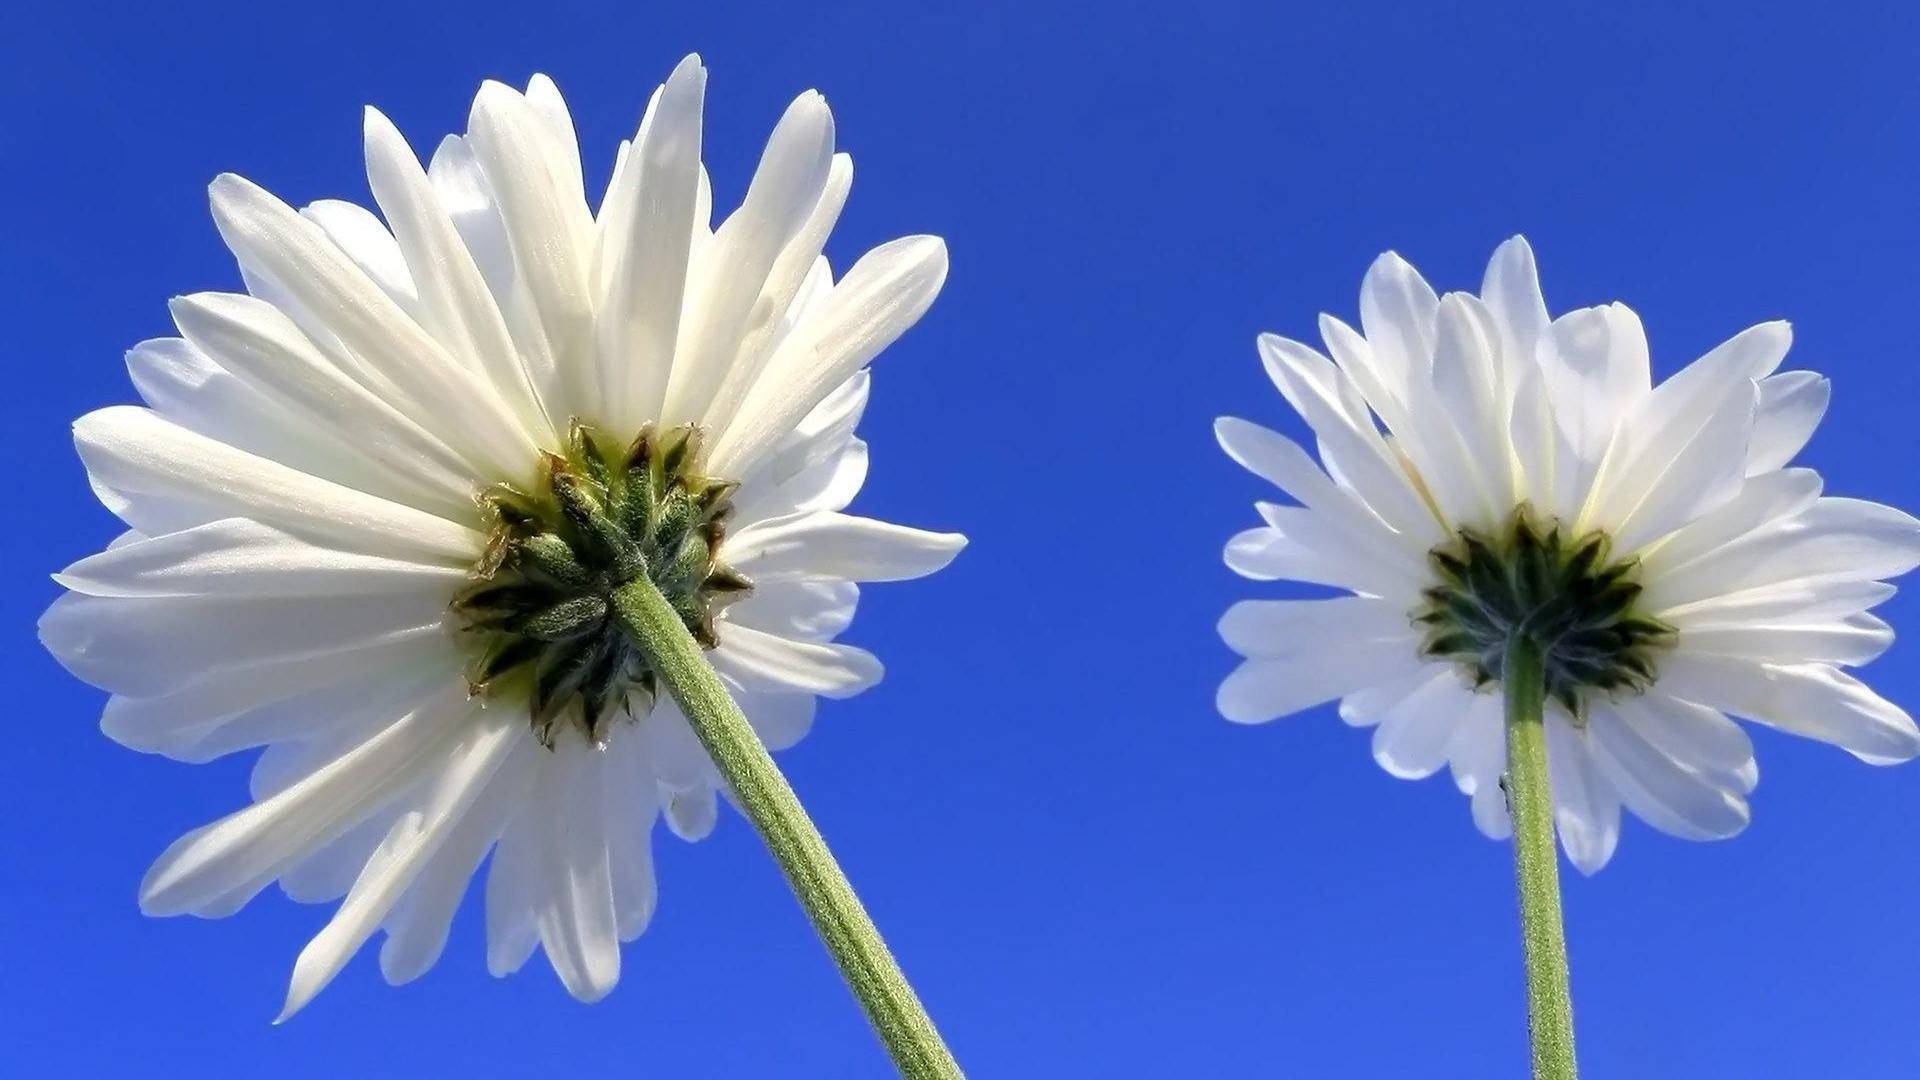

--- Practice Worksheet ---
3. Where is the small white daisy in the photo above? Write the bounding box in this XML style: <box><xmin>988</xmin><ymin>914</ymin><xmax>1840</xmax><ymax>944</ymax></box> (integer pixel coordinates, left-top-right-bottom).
<box><xmin>41</xmin><ymin>56</ymin><xmax>963</xmax><ymax>1017</ymax></box>
<box><xmin>1217</xmin><ymin>236</ymin><xmax>1920</xmax><ymax>873</ymax></box>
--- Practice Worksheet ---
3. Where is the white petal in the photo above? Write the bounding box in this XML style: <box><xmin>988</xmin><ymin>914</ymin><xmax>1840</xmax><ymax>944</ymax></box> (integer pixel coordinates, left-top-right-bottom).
<box><xmin>724</xmin><ymin>512</ymin><xmax>964</xmax><ymax>583</ymax></box>
<box><xmin>738</xmin><ymin>690</ymin><xmax>818</xmax><ymax>752</ymax></box>
<box><xmin>599</xmin><ymin>729</ymin><xmax>662</xmax><ymax>941</ymax></box>
<box><xmin>1642</xmin><ymin>497</ymin><xmax>1920</xmax><ymax>611</ymax></box>
<box><xmin>362</xmin><ymin>107</ymin><xmax>554</xmax><ymax>446</ymax></box>
<box><xmin>1636</xmin><ymin>468</ymin><xmax>1821</xmax><ymax>582</ymax></box>
<box><xmin>596</xmin><ymin>55</ymin><xmax>706</xmax><ymax>434</ymax></box>
<box><xmin>662</xmin><ymin>90</ymin><xmax>834</xmax><ymax>428</ymax></box>
<box><xmin>726</xmin><ymin>579</ymin><xmax>859</xmax><ymax>642</ymax></box>
<box><xmin>664</xmin><ymin>783</ymin><xmax>719</xmax><ymax>842</ymax></box>
<box><xmin>1479</xmin><ymin>236</ymin><xmax>1549</xmax><ymax>391</ymax></box>
<box><xmin>1213</xmin><ymin>416</ymin><xmax>1425</xmax><ymax>578</ymax></box>
<box><xmin>1424</xmin><ymin>292</ymin><xmax>1515</xmax><ymax>525</ymax></box>
<box><xmin>380</xmin><ymin>754</ymin><xmax>530</xmax><ymax>984</ymax></box>
<box><xmin>709</xmin><ymin>236</ymin><xmax>947</xmax><ymax>479</ymax></box>
<box><xmin>278</xmin><ymin>711</ymin><xmax>523</xmax><ymax>1020</ymax></box>
<box><xmin>1747</xmin><ymin>371</ymin><xmax>1828</xmax><ymax>475</ymax></box>
<box><xmin>95</xmin><ymin>639</ymin><xmax>450</xmax><ymax>761</ymax></box>
<box><xmin>533</xmin><ymin>739</ymin><xmax>621</xmax><ymax>1003</ymax></box>
<box><xmin>72</xmin><ymin>406</ymin><xmax>480</xmax><ymax>563</ymax></box>
<box><xmin>1606</xmin><ymin>379</ymin><xmax>1757</xmax><ymax>554</ymax></box>
<box><xmin>1613</xmin><ymin>692</ymin><xmax>1756</xmax><ymax>788</ymax></box>
<box><xmin>1541</xmin><ymin>304</ymin><xmax>1648</xmax><ymax>522</ymax></box>
<box><xmin>1217</xmin><ymin>596</ymin><xmax>1412</xmax><ymax>659</ymax></box>
<box><xmin>1544</xmin><ymin>716</ymin><xmax>1621</xmax><ymax>875</ymax></box>
<box><xmin>1587</xmin><ymin>707</ymin><xmax>1749</xmax><ymax>842</ymax></box>
<box><xmin>208</xmin><ymin>174</ymin><xmax>538</xmax><ymax>481</ymax></box>
<box><xmin>55</xmin><ymin>518</ymin><xmax>462</xmax><ymax>599</ymax></box>
<box><xmin>466</xmin><ymin>82</ymin><xmax>598</xmax><ymax>424</ymax></box>
<box><xmin>1658</xmin><ymin>652</ymin><xmax>1920</xmax><ymax>764</ymax></box>
<box><xmin>1254</xmin><ymin>334</ymin><xmax>1442</xmax><ymax>547</ymax></box>
<box><xmin>701</xmin><ymin>154</ymin><xmax>854</xmax><ymax>441</ymax></box>
<box><xmin>484</xmin><ymin>799</ymin><xmax>541</xmax><ymax>977</ymax></box>
<box><xmin>138</xmin><ymin>681</ymin><xmax>468</xmax><ymax>917</ymax></box>
<box><xmin>1357</xmin><ymin>251</ymin><xmax>1438</xmax><ymax>406</ymax></box>
<box><xmin>711</xmin><ymin>625</ymin><xmax>882</xmax><ymax>698</ymax></box>
<box><xmin>1217</xmin><ymin>635</ymin><xmax>1420</xmax><ymax>725</ymax></box>
<box><xmin>299</xmin><ymin>199</ymin><xmax>420</xmax><ymax>317</ymax></box>
<box><xmin>1371</xmin><ymin>672</ymin><xmax>1474</xmax><ymax>779</ymax></box>
<box><xmin>40</xmin><ymin>588</ymin><xmax>445</xmax><ymax>698</ymax></box>
<box><xmin>167</xmin><ymin>291</ymin><xmax>479</xmax><ymax>517</ymax></box>
<box><xmin>1672</xmin><ymin>612</ymin><xmax>1894</xmax><ymax>666</ymax></box>
<box><xmin>1590</xmin><ymin>321</ymin><xmax>1790</xmax><ymax>526</ymax></box>
<box><xmin>1222</xmin><ymin>513</ymin><xmax>1419</xmax><ymax>596</ymax></box>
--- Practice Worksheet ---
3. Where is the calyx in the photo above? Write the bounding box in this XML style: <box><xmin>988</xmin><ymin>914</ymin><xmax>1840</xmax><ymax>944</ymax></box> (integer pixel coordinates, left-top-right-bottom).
<box><xmin>454</xmin><ymin>421</ymin><xmax>750</xmax><ymax>745</ymax></box>
<box><xmin>1415</xmin><ymin>510</ymin><xmax>1674</xmax><ymax>720</ymax></box>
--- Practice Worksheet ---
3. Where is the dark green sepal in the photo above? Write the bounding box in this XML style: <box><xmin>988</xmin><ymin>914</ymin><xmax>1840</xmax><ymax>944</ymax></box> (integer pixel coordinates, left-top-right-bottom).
<box><xmin>454</xmin><ymin>420</ymin><xmax>751</xmax><ymax>746</ymax></box>
<box><xmin>1416</xmin><ymin>508</ymin><xmax>1675</xmax><ymax>723</ymax></box>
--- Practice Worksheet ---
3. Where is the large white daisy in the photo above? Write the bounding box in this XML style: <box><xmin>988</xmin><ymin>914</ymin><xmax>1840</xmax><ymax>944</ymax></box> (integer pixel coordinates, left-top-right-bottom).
<box><xmin>40</xmin><ymin>56</ymin><xmax>963</xmax><ymax>1017</ymax></box>
<box><xmin>1217</xmin><ymin>236</ymin><xmax>1920</xmax><ymax>873</ymax></box>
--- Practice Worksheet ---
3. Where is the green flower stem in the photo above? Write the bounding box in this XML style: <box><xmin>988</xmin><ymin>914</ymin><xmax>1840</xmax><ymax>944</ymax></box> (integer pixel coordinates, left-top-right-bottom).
<box><xmin>611</xmin><ymin>577</ymin><xmax>963</xmax><ymax>1080</ymax></box>
<box><xmin>1502</xmin><ymin>634</ymin><xmax>1579</xmax><ymax>1080</ymax></box>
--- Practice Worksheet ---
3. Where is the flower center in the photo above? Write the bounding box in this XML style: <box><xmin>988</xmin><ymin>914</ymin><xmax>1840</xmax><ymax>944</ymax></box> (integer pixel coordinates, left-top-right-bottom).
<box><xmin>1415</xmin><ymin>511</ymin><xmax>1674</xmax><ymax>720</ymax></box>
<box><xmin>453</xmin><ymin>421</ymin><xmax>750</xmax><ymax>746</ymax></box>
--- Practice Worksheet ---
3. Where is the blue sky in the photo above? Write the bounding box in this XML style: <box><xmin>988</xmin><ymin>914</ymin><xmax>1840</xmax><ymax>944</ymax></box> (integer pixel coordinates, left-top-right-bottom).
<box><xmin>5</xmin><ymin>2</ymin><xmax>1920</xmax><ymax>1076</ymax></box>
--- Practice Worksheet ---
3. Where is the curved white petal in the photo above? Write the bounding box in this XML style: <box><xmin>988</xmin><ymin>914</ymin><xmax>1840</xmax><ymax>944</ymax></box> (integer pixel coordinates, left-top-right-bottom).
<box><xmin>1660</xmin><ymin>652</ymin><xmax>1920</xmax><ymax>764</ymax></box>
<box><xmin>724</xmin><ymin>511</ymin><xmax>965</xmax><ymax>583</ymax></box>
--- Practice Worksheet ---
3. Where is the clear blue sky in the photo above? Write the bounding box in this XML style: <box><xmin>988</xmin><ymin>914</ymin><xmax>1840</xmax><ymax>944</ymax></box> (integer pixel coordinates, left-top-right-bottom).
<box><xmin>5</xmin><ymin>2</ymin><xmax>1919</xmax><ymax>1076</ymax></box>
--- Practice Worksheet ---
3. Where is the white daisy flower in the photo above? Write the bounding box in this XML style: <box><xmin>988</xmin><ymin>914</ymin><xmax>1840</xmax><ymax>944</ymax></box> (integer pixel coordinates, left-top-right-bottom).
<box><xmin>1217</xmin><ymin>236</ymin><xmax>1920</xmax><ymax>874</ymax></box>
<box><xmin>40</xmin><ymin>56</ymin><xmax>964</xmax><ymax>1019</ymax></box>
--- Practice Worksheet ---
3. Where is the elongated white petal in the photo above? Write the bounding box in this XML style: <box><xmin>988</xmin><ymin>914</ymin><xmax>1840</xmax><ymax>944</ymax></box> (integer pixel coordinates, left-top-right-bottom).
<box><xmin>299</xmin><ymin>199</ymin><xmax>421</xmax><ymax>316</ymax></box>
<box><xmin>139</xmin><ymin>681</ymin><xmax>467</xmax><ymax>917</ymax></box>
<box><xmin>56</xmin><ymin>518</ymin><xmax>462</xmax><ymax>599</ymax></box>
<box><xmin>725</xmin><ymin>512</ymin><xmax>964</xmax><ymax>582</ymax></box>
<box><xmin>40</xmin><ymin>589</ymin><xmax>445</xmax><ymax>698</ymax></box>
<box><xmin>466</xmin><ymin>82</ymin><xmax>599</xmax><ymax>424</ymax></box>
<box><xmin>74</xmin><ymin>407</ymin><xmax>480</xmax><ymax>564</ymax></box>
<box><xmin>1659</xmin><ymin>652</ymin><xmax>1920</xmax><ymax>764</ymax></box>
<box><xmin>700</xmin><ymin>154</ymin><xmax>854</xmax><ymax>440</ymax></box>
<box><xmin>533</xmin><ymin>739</ymin><xmax>621</xmax><ymax>1003</ymax></box>
<box><xmin>664</xmin><ymin>784</ymin><xmax>720</xmax><ymax>842</ymax></box>
<box><xmin>599</xmin><ymin>730</ymin><xmax>662</xmax><ymax>941</ymax></box>
<box><xmin>1357</xmin><ymin>251</ymin><xmax>1437</xmax><ymax>406</ymax></box>
<box><xmin>208</xmin><ymin>174</ymin><xmax>538</xmax><ymax>481</ymax></box>
<box><xmin>663</xmin><ymin>90</ymin><xmax>834</xmax><ymax>428</ymax></box>
<box><xmin>1255</xmin><ymin>334</ymin><xmax>1442</xmax><ymax>546</ymax></box>
<box><xmin>170</xmin><ymin>291</ymin><xmax>479</xmax><ymax>517</ymax></box>
<box><xmin>726</xmin><ymin>579</ymin><xmax>859</xmax><ymax>642</ymax></box>
<box><xmin>1588</xmin><ymin>707</ymin><xmax>1749</xmax><ymax>841</ymax></box>
<box><xmin>380</xmin><ymin>755</ymin><xmax>530</xmax><ymax>984</ymax></box>
<box><xmin>710</xmin><ymin>236</ymin><xmax>947</xmax><ymax>478</ymax></box>
<box><xmin>1479</xmin><ymin>236</ymin><xmax>1548</xmax><ymax>391</ymax></box>
<box><xmin>597</xmin><ymin>55</ymin><xmax>705</xmax><ymax>434</ymax></box>
<box><xmin>1217</xmin><ymin>596</ymin><xmax>1412</xmax><ymax>659</ymax></box>
<box><xmin>1218</xmin><ymin>634</ymin><xmax>1419</xmax><ymax>724</ymax></box>
<box><xmin>362</xmin><ymin>107</ymin><xmax>553</xmax><ymax>446</ymax></box>
<box><xmin>1747</xmin><ymin>371</ymin><xmax>1827</xmax><ymax>475</ymax></box>
<box><xmin>279</xmin><ymin>712</ymin><xmax>523</xmax><ymax>1020</ymax></box>
<box><xmin>1613</xmin><ymin>693</ymin><xmax>1756</xmax><ymax>788</ymax></box>
<box><xmin>1545</xmin><ymin>718</ymin><xmax>1621</xmax><ymax>875</ymax></box>
<box><xmin>1674</xmin><ymin>613</ymin><xmax>1894</xmax><ymax>666</ymax></box>
<box><xmin>1607</xmin><ymin>379</ymin><xmax>1756</xmax><ymax>554</ymax></box>
<box><xmin>711</xmin><ymin>625</ymin><xmax>882</xmax><ymax>697</ymax></box>
<box><xmin>1642</xmin><ymin>497</ymin><xmax>1920</xmax><ymax>611</ymax></box>
<box><xmin>1637</xmin><ymin>468</ymin><xmax>1821</xmax><ymax>581</ymax></box>
<box><xmin>1371</xmin><ymin>673</ymin><xmax>1472</xmax><ymax>779</ymax></box>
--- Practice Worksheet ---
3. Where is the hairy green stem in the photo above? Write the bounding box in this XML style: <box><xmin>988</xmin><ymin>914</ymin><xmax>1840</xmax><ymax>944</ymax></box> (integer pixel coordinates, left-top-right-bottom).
<box><xmin>1502</xmin><ymin>634</ymin><xmax>1579</xmax><ymax>1079</ymax></box>
<box><xmin>611</xmin><ymin>577</ymin><xmax>962</xmax><ymax>1079</ymax></box>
